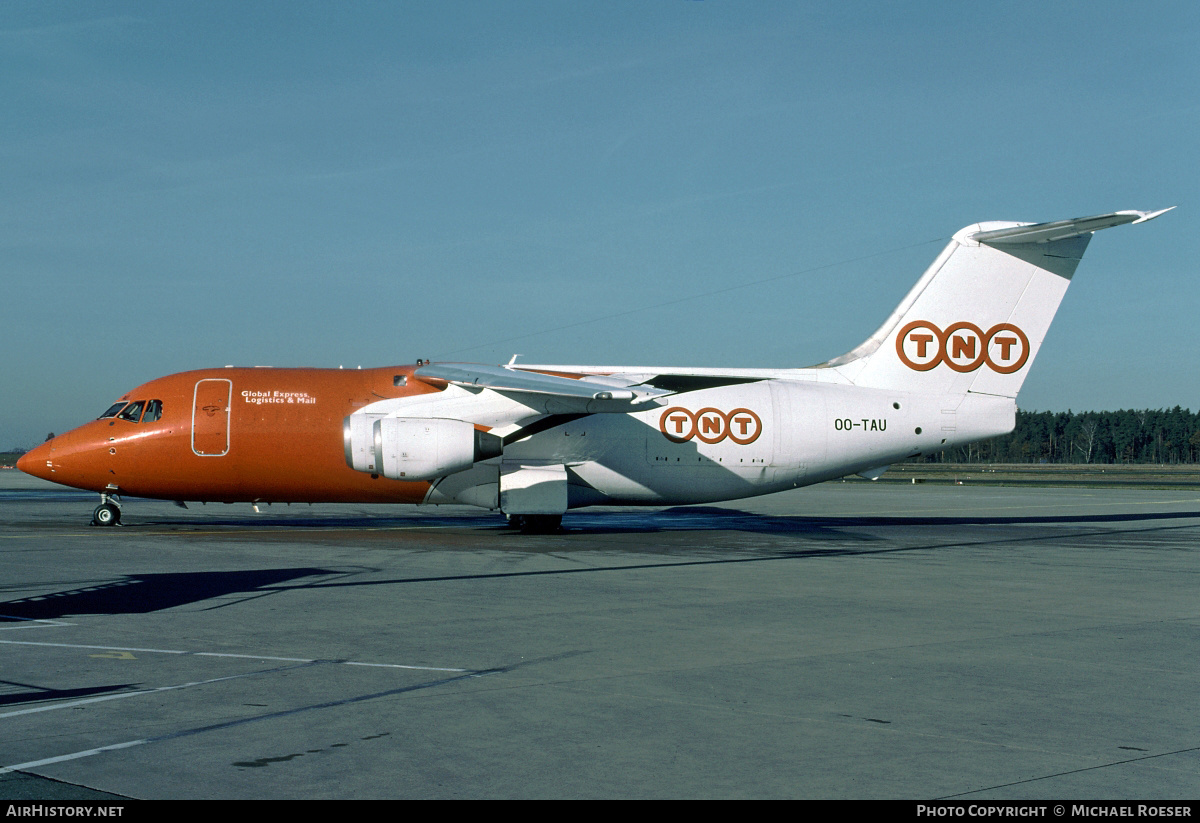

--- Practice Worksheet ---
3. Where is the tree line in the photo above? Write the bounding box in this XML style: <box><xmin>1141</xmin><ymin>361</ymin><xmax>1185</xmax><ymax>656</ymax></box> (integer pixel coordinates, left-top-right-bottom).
<box><xmin>916</xmin><ymin>407</ymin><xmax>1200</xmax><ymax>464</ymax></box>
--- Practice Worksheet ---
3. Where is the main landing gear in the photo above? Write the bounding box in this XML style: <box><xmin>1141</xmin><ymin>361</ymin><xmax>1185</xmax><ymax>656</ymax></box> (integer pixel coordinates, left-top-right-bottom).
<box><xmin>92</xmin><ymin>493</ymin><xmax>122</xmax><ymax>527</ymax></box>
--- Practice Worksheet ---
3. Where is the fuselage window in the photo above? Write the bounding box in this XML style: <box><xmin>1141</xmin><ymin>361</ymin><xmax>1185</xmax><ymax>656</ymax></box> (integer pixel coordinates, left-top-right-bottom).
<box><xmin>99</xmin><ymin>402</ymin><xmax>128</xmax><ymax>419</ymax></box>
<box><xmin>117</xmin><ymin>401</ymin><xmax>146</xmax><ymax>422</ymax></box>
<box><xmin>142</xmin><ymin>399</ymin><xmax>163</xmax><ymax>423</ymax></box>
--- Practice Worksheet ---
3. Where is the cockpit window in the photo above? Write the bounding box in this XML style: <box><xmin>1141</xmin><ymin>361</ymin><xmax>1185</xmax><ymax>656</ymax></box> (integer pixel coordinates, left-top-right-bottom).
<box><xmin>99</xmin><ymin>399</ymin><xmax>163</xmax><ymax>422</ymax></box>
<box><xmin>142</xmin><ymin>399</ymin><xmax>163</xmax><ymax>423</ymax></box>
<box><xmin>117</xmin><ymin>401</ymin><xmax>146</xmax><ymax>422</ymax></box>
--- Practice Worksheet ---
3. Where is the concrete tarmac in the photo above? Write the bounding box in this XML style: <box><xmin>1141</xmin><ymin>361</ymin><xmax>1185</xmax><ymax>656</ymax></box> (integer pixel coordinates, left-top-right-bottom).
<box><xmin>1</xmin><ymin>470</ymin><xmax>1197</xmax><ymax>799</ymax></box>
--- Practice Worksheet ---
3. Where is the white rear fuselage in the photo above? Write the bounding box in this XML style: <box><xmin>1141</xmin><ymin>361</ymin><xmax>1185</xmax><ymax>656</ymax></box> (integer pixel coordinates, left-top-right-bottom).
<box><xmin>412</xmin><ymin>369</ymin><xmax>1015</xmax><ymax>508</ymax></box>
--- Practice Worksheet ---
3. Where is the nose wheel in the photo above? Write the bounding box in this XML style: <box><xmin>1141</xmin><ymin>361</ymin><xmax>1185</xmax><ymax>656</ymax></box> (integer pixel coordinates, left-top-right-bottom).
<box><xmin>92</xmin><ymin>494</ymin><xmax>122</xmax><ymax>527</ymax></box>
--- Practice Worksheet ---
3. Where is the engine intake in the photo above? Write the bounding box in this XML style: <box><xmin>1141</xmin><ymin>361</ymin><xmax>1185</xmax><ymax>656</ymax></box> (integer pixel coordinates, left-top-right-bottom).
<box><xmin>344</xmin><ymin>415</ymin><xmax>501</xmax><ymax>481</ymax></box>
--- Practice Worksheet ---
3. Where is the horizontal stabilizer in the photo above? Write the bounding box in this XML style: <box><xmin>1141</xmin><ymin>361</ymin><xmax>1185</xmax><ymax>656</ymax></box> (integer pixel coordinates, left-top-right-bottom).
<box><xmin>971</xmin><ymin>208</ymin><xmax>1173</xmax><ymax>245</ymax></box>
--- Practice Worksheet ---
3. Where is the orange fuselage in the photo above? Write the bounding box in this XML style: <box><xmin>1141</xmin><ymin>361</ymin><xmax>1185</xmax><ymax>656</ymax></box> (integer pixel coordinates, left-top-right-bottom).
<box><xmin>18</xmin><ymin>366</ymin><xmax>442</xmax><ymax>504</ymax></box>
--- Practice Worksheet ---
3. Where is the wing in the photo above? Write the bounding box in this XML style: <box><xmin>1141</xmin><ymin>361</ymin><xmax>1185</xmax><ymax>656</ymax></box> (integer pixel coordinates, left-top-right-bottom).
<box><xmin>413</xmin><ymin>362</ymin><xmax>674</xmax><ymax>413</ymax></box>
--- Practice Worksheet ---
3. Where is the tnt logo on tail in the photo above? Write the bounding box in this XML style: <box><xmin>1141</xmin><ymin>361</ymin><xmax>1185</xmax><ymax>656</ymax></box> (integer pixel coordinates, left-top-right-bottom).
<box><xmin>896</xmin><ymin>321</ymin><xmax>1030</xmax><ymax>374</ymax></box>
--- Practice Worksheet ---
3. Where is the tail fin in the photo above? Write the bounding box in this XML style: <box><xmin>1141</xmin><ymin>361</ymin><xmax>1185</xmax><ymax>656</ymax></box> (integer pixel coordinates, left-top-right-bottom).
<box><xmin>822</xmin><ymin>209</ymin><xmax>1172</xmax><ymax>398</ymax></box>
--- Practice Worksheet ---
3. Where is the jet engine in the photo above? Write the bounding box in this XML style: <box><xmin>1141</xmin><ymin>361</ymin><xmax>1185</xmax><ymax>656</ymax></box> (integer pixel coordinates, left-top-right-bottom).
<box><xmin>343</xmin><ymin>415</ymin><xmax>502</xmax><ymax>481</ymax></box>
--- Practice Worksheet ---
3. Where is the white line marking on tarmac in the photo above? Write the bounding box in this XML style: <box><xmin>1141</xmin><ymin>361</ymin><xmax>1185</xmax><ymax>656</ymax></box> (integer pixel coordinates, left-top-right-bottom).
<box><xmin>0</xmin><ymin>663</ymin><xmax>315</xmax><ymax>720</ymax></box>
<box><xmin>0</xmin><ymin>639</ymin><xmax>467</xmax><ymax>672</ymax></box>
<box><xmin>343</xmin><ymin>660</ymin><xmax>467</xmax><ymax>671</ymax></box>
<box><xmin>2</xmin><ymin>740</ymin><xmax>150</xmax><ymax>774</ymax></box>
<box><xmin>1</xmin><ymin>666</ymin><xmax>490</xmax><ymax>775</ymax></box>
<box><xmin>0</xmin><ymin>639</ymin><xmax>192</xmax><ymax>656</ymax></box>
<box><xmin>0</xmin><ymin>616</ymin><xmax>75</xmax><ymax>630</ymax></box>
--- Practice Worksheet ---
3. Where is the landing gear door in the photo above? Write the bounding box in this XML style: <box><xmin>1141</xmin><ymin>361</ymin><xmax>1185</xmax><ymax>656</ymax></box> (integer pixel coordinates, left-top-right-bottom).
<box><xmin>192</xmin><ymin>379</ymin><xmax>232</xmax><ymax>457</ymax></box>
<box><xmin>500</xmin><ymin>462</ymin><xmax>567</xmax><ymax>515</ymax></box>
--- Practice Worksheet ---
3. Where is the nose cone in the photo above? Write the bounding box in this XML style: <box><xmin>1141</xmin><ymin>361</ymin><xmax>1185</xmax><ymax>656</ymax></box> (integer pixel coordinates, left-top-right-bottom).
<box><xmin>16</xmin><ymin>430</ymin><xmax>107</xmax><ymax>491</ymax></box>
<box><xmin>16</xmin><ymin>439</ymin><xmax>55</xmax><ymax>481</ymax></box>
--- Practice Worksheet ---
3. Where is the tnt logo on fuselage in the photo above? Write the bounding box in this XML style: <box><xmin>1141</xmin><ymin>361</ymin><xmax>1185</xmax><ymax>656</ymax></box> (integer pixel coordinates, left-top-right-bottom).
<box><xmin>659</xmin><ymin>407</ymin><xmax>763</xmax><ymax>445</ymax></box>
<box><xmin>896</xmin><ymin>321</ymin><xmax>1030</xmax><ymax>374</ymax></box>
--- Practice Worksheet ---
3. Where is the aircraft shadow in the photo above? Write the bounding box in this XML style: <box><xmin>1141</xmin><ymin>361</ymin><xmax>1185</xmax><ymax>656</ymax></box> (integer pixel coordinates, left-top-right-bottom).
<box><xmin>3</xmin><ymin>507</ymin><xmax>1195</xmax><ymax>618</ymax></box>
<box><xmin>0</xmin><ymin>679</ymin><xmax>138</xmax><ymax>708</ymax></box>
<box><xmin>560</xmin><ymin>505</ymin><xmax>1200</xmax><ymax>535</ymax></box>
<box><xmin>0</xmin><ymin>568</ymin><xmax>340</xmax><ymax>621</ymax></box>
<box><xmin>110</xmin><ymin>504</ymin><xmax>1200</xmax><ymax>538</ymax></box>
<box><xmin>131</xmin><ymin>512</ymin><xmax>495</xmax><ymax>531</ymax></box>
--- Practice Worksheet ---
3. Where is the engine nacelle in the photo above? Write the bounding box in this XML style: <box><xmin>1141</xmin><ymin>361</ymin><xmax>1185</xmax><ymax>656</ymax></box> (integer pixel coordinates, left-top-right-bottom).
<box><xmin>344</xmin><ymin>415</ymin><xmax>502</xmax><ymax>481</ymax></box>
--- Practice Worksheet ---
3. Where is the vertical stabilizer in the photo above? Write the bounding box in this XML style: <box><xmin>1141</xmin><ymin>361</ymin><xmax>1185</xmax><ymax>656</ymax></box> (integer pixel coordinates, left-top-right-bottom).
<box><xmin>822</xmin><ymin>209</ymin><xmax>1171</xmax><ymax>398</ymax></box>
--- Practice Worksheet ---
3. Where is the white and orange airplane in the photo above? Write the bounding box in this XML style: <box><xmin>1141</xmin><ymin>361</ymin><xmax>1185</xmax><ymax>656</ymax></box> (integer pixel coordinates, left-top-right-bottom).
<box><xmin>19</xmin><ymin>209</ymin><xmax>1170</xmax><ymax>531</ymax></box>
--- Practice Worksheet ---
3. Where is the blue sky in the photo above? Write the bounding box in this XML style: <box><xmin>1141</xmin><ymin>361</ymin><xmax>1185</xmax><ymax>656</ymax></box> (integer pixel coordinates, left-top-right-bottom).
<box><xmin>3</xmin><ymin>2</ymin><xmax>1197</xmax><ymax>449</ymax></box>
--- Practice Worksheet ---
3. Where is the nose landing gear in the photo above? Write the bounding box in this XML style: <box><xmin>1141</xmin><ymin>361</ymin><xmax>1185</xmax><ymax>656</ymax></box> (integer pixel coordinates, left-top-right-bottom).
<box><xmin>92</xmin><ymin>493</ymin><xmax>122</xmax><ymax>527</ymax></box>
